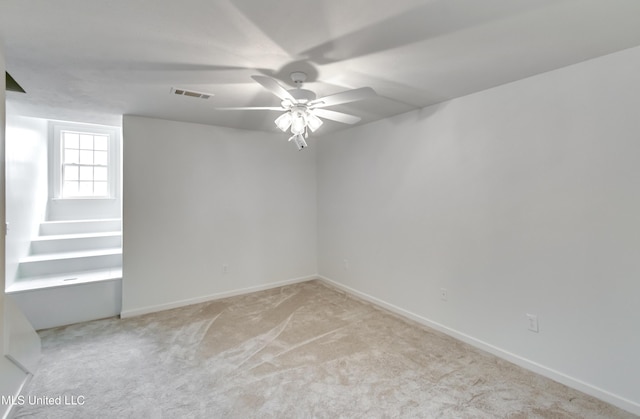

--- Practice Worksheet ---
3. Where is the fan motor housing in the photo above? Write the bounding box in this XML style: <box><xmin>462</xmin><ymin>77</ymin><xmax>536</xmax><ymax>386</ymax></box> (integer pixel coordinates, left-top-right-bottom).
<box><xmin>288</xmin><ymin>88</ymin><xmax>316</xmax><ymax>103</ymax></box>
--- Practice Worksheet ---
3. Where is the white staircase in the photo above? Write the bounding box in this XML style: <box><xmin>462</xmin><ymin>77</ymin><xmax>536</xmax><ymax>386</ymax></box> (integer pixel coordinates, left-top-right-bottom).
<box><xmin>6</xmin><ymin>219</ymin><xmax>122</xmax><ymax>330</ymax></box>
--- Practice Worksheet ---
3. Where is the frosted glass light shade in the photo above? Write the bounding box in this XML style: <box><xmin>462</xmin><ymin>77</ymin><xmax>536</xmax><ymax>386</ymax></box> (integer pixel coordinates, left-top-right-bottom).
<box><xmin>306</xmin><ymin>113</ymin><xmax>323</xmax><ymax>132</ymax></box>
<box><xmin>291</xmin><ymin>112</ymin><xmax>306</xmax><ymax>135</ymax></box>
<box><xmin>275</xmin><ymin>112</ymin><xmax>292</xmax><ymax>131</ymax></box>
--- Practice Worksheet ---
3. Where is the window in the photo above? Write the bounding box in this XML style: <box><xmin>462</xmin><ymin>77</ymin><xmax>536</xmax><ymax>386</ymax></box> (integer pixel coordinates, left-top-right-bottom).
<box><xmin>61</xmin><ymin>131</ymin><xmax>110</xmax><ymax>197</ymax></box>
<box><xmin>51</xmin><ymin>122</ymin><xmax>119</xmax><ymax>199</ymax></box>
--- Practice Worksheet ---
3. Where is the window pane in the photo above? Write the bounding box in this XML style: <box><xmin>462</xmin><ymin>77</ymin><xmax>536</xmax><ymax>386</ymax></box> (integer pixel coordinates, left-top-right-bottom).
<box><xmin>80</xmin><ymin>134</ymin><xmax>93</xmax><ymax>149</ymax></box>
<box><xmin>94</xmin><ymin>166</ymin><xmax>108</xmax><ymax>181</ymax></box>
<box><xmin>94</xmin><ymin>182</ymin><xmax>108</xmax><ymax>196</ymax></box>
<box><xmin>64</xmin><ymin>165</ymin><xmax>79</xmax><ymax>181</ymax></box>
<box><xmin>64</xmin><ymin>132</ymin><xmax>79</xmax><ymax>149</ymax></box>
<box><xmin>63</xmin><ymin>181</ymin><xmax>79</xmax><ymax>197</ymax></box>
<box><xmin>94</xmin><ymin>136</ymin><xmax>108</xmax><ymax>151</ymax></box>
<box><xmin>79</xmin><ymin>150</ymin><xmax>93</xmax><ymax>165</ymax></box>
<box><xmin>94</xmin><ymin>151</ymin><xmax>108</xmax><ymax>166</ymax></box>
<box><xmin>64</xmin><ymin>149</ymin><xmax>80</xmax><ymax>164</ymax></box>
<box><xmin>79</xmin><ymin>166</ymin><xmax>93</xmax><ymax>181</ymax></box>
<box><xmin>79</xmin><ymin>181</ymin><xmax>93</xmax><ymax>195</ymax></box>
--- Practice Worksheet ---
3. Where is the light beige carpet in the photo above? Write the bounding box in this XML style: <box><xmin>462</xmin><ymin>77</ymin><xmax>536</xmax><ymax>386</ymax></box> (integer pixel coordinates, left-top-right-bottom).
<box><xmin>14</xmin><ymin>280</ymin><xmax>636</xmax><ymax>418</ymax></box>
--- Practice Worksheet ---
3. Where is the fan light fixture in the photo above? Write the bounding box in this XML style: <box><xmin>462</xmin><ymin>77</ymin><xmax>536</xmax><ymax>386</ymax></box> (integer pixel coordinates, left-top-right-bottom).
<box><xmin>216</xmin><ymin>72</ymin><xmax>377</xmax><ymax>150</ymax></box>
<box><xmin>275</xmin><ymin>108</ymin><xmax>324</xmax><ymax>140</ymax></box>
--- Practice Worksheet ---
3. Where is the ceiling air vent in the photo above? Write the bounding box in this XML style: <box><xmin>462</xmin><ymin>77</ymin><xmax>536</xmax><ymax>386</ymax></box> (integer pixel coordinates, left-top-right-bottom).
<box><xmin>171</xmin><ymin>87</ymin><xmax>213</xmax><ymax>100</ymax></box>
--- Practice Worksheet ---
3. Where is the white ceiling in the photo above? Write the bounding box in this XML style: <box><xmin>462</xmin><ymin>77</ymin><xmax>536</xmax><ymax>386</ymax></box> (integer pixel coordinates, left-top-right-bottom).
<box><xmin>3</xmin><ymin>0</ymin><xmax>640</xmax><ymax>135</ymax></box>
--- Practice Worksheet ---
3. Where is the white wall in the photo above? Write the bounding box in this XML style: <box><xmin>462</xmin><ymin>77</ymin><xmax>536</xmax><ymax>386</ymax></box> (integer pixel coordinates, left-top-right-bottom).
<box><xmin>4</xmin><ymin>296</ymin><xmax>40</xmax><ymax>373</ymax></box>
<box><xmin>317</xmin><ymin>46</ymin><xmax>640</xmax><ymax>413</ymax></box>
<box><xmin>5</xmin><ymin>116</ymin><xmax>48</xmax><ymax>287</ymax></box>
<box><xmin>122</xmin><ymin>116</ymin><xmax>317</xmax><ymax>316</ymax></box>
<box><xmin>1</xmin><ymin>41</ymin><xmax>32</xmax><ymax>419</ymax></box>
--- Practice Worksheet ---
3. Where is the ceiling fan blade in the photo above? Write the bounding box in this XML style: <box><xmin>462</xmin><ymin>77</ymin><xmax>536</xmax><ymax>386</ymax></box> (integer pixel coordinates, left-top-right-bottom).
<box><xmin>310</xmin><ymin>87</ymin><xmax>376</xmax><ymax>108</ymax></box>
<box><xmin>251</xmin><ymin>75</ymin><xmax>296</xmax><ymax>102</ymax></box>
<box><xmin>216</xmin><ymin>106</ymin><xmax>284</xmax><ymax>111</ymax></box>
<box><xmin>313</xmin><ymin>109</ymin><xmax>361</xmax><ymax>124</ymax></box>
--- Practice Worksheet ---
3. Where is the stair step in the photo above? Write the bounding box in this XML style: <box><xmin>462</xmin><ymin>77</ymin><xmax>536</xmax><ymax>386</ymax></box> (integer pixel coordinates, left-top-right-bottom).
<box><xmin>6</xmin><ymin>268</ymin><xmax>122</xmax><ymax>293</ymax></box>
<box><xmin>40</xmin><ymin>218</ymin><xmax>121</xmax><ymax>236</ymax></box>
<box><xmin>18</xmin><ymin>249</ymin><xmax>122</xmax><ymax>277</ymax></box>
<box><xmin>21</xmin><ymin>248</ymin><xmax>122</xmax><ymax>263</ymax></box>
<box><xmin>30</xmin><ymin>232</ymin><xmax>122</xmax><ymax>254</ymax></box>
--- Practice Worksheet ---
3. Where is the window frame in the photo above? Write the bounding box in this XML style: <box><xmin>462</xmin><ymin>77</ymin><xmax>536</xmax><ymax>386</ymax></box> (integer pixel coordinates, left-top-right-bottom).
<box><xmin>50</xmin><ymin>122</ymin><xmax>120</xmax><ymax>200</ymax></box>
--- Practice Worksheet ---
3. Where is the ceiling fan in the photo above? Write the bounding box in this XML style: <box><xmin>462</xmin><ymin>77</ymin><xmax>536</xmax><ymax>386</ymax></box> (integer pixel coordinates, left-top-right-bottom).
<box><xmin>218</xmin><ymin>72</ymin><xmax>377</xmax><ymax>150</ymax></box>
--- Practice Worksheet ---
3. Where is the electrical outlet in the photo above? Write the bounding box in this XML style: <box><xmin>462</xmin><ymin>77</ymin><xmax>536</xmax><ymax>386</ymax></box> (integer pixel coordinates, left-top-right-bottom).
<box><xmin>343</xmin><ymin>259</ymin><xmax>349</xmax><ymax>270</ymax></box>
<box><xmin>222</xmin><ymin>264</ymin><xmax>229</xmax><ymax>274</ymax></box>
<box><xmin>440</xmin><ymin>288</ymin><xmax>448</xmax><ymax>301</ymax></box>
<box><xmin>526</xmin><ymin>313</ymin><xmax>539</xmax><ymax>333</ymax></box>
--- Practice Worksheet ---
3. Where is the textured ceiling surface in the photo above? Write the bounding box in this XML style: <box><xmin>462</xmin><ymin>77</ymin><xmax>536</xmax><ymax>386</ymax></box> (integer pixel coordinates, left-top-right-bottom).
<box><xmin>3</xmin><ymin>0</ymin><xmax>640</xmax><ymax>134</ymax></box>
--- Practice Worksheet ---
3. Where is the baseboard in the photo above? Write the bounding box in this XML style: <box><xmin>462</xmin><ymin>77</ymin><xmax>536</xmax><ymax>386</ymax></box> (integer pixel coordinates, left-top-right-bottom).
<box><xmin>120</xmin><ymin>274</ymin><xmax>316</xmax><ymax>318</ymax></box>
<box><xmin>317</xmin><ymin>275</ymin><xmax>640</xmax><ymax>417</ymax></box>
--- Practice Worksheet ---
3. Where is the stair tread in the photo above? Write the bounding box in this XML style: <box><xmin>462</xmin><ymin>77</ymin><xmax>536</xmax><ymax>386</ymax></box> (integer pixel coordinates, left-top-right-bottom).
<box><xmin>32</xmin><ymin>231</ymin><xmax>122</xmax><ymax>242</ymax></box>
<box><xmin>39</xmin><ymin>219</ymin><xmax>122</xmax><ymax>236</ymax></box>
<box><xmin>20</xmin><ymin>248</ymin><xmax>122</xmax><ymax>263</ymax></box>
<box><xmin>7</xmin><ymin>268</ymin><xmax>122</xmax><ymax>293</ymax></box>
<box><xmin>42</xmin><ymin>218</ymin><xmax>121</xmax><ymax>225</ymax></box>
